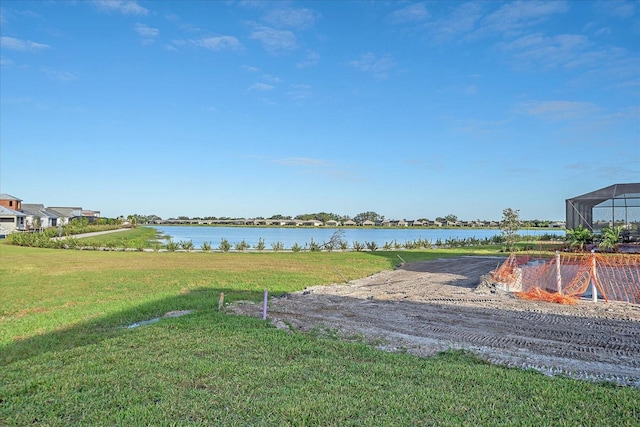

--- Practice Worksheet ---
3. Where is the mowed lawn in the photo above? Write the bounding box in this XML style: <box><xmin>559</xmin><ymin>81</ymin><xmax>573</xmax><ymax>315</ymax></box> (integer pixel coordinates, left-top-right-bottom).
<box><xmin>1</xmin><ymin>243</ymin><xmax>638</xmax><ymax>426</ymax></box>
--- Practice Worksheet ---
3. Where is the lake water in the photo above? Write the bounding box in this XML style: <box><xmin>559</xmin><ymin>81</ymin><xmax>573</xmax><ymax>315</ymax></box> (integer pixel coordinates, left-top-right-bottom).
<box><xmin>148</xmin><ymin>225</ymin><xmax>564</xmax><ymax>249</ymax></box>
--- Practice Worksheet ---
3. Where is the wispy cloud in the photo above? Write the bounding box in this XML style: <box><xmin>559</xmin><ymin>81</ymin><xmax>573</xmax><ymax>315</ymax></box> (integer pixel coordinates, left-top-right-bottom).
<box><xmin>43</xmin><ymin>68</ymin><xmax>77</xmax><ymax>81</ymax></box>
<box><xmin>248</xmin><ymin>82</ymin><xmax>275</xmax><ymax>91</ymax></box>
<box><xmin>517</xmin><ymin>100</ymin><xmax>598</xmax><ymax>120</ymax></box>
<box><xmin>134</xmin><ymin>23</ymin><xmax>159</xmax><ymax>38</ymax></box>
<box><xmin>296</xmin><ymin>50</ymin><xmax>320</xmax><ymax>69</ymax></box>
<box><xmin>172</xmin><ymin>36</ymin><xmax>242</xmax><ymax>51</ymax></box>
<box><xmin>479</xmin><ymin>0</ymin><xmax>569</xmax><ymax>36</ymax></box>
<box><xmin>0</xmin><ymin>36</ymin><xmax>49</xmax><ymax>51</ymax></box>
<box><xmin>593</xmin><ymin>0</ymin><xmax>637</xmax><ymax>18</ymax></box>
<box><xmin>273</xmin><ymin>157</ymin><xmax>328</xmax><ymax>167</ymax></box>
<box><xmin>500</xmin><ymin>33</ymin><xmax>590</xmax><ymax>69</ymax></box>
<box><xmin>92</xmin><ymin>0</ymin><xmax>148</xmax><ymax>15</ymax></box>
<box><xmin>286</xmin><ymin>83</ymin><xmax>312</xmax><ymax>101</ymax></box>
<box><xmin>262</xmin><ymin>8</ymin><xmax>321</xmax><ymax>30</ymax></box>
<box><xmin>426</xmin><ymin>2</ymin><xmax>484</xmax><ymax>41</ymax></box>
<box><xmin>0</xmin><ymin>57</ymin><xmax>14</xmax><ymax>67</ymax></box>
<box><xmin>250</xmin><ymin>24</ymin><xmax>297</xmax><ymax>53</ymax></box>
<box><xmin>389</xmin><ymin>3</ymin><xmax>429</xmax><ymax>24</ymax></box>
<box><xmin>349</xmin><ymin>53</ymin><xmax>396</xmax><ymax>79</ymax></box>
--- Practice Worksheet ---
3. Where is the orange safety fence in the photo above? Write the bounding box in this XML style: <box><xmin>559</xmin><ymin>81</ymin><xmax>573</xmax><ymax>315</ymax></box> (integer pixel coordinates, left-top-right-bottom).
<box><xmin>490</xmin><ymin>252</ymin><xmax>640</xmax><ymax>304</ymax></box>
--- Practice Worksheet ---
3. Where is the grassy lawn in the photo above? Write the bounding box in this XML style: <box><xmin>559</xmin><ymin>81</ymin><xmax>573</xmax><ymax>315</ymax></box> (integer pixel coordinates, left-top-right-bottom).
<box><xmin>1</xmin><ymin>243</ymin><xmax>637</xmax><ymax>425</ymax></box>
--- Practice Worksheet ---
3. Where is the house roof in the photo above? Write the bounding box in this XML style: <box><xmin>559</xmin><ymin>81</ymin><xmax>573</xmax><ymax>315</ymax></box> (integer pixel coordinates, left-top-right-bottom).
<box><xmin>0</xmin><ymin>194</ymin><xmax>22</xmax><ymax>201</ymax></box>
<box><xmin>22</xmin><ymin>204</ymin><xmax>61</xmax><ymax>218</ymax></box>
<box><xmin>0</xmin><ymin>206</ymin><xmax>26</xmax><ymax>216</ymax></box>
<box><xmin>21</xmin><ymin>204</ymin><xmax>45</xmax><ymax>216</ymax></box>
<box><xmin>48</xmin><ymin>207</ymin><xmax>82</xmax><ymax>217</ymax></box>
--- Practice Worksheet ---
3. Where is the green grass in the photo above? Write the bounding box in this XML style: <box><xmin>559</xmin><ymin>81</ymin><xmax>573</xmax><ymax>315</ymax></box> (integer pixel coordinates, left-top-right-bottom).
<box><xmin>75</xmin><ymin>227</ymin><xmax>161</xmax><ymax>248</ymax></box>
<box><xmin>1</xmin><ymin>243</ymin><xmax>637</xmax><ymax>426</ymax></box>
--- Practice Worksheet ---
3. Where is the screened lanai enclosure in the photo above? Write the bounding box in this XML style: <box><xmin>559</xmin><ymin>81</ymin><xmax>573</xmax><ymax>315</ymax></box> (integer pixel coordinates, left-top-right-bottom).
<box><xmin>566</xmin><ymin>183</ymin><xmax>640</xmax><ymax>241</ymax></box>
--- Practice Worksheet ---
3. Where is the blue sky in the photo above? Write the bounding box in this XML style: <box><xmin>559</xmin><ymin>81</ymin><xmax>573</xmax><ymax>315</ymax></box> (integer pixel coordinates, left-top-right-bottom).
<box><xmin>1</xmin><ymin>1</ymin><xmax>638</xmax><ymax>221</ymax></box>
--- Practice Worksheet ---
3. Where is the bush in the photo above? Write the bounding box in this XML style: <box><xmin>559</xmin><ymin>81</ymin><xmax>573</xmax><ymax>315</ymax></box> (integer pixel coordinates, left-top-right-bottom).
<box><xmin>201</xmin><ymin>241</ymin><xmax>212</xmax><ymax>252</ymax></box>
<box><xmin>218</xmin><ymin>238</ymin><xmax>231</xmax><ymax>252</ymax></box>
<box><xmin>166</xmin><ymin>240</ymin><xmax>179</xmax><ymax>252</ymax></box>
<box><xmin>271</xmin><ymin>241</ymin><xmax>284</xmax><ymax>252</ymax></box>
<box><xmin>235</xmin><ymin>240</ymin><xmax>250</xmax><ymax>252</ymax></box>
<box><xmin>180</xmin><ymin>240</ymin><xmax>194</xmax><ymax>251</ymax></box>
<box><xmin>365</xmin><ymin>241</ymin><xmax>378</xmax><ymax>251</ymax></box>
<box><xmin>291</xmin><ymin>243</ymin><xmax>302</xmax><ymax>253</ymax></box>
<box><xmin>254</xmin><ymin>238</ymin><xmax>266</xmax><ymax>251</ymax></box>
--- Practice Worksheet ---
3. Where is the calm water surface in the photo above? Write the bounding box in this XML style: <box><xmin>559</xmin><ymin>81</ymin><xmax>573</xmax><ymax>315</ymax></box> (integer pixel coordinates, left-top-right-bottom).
<box><xmin>148</xmin><ymin>225</ymin><xmax>564</xmax><ymax>249</ymax></box>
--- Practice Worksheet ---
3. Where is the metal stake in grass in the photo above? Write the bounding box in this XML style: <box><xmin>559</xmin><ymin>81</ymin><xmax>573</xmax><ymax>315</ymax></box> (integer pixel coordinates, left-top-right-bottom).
<box><xmin>218</xmin><ymin>292</ymin><xmax>225</xmax><ymax>312</ymax></box>
<box><xmin>262</xmin><ymin>290</ymin><xmax>268</xmax><ymax>320</ymax></box>
<box><xmin>397</xmin><ymin>254</ymin><xmax>406</xmax><ymax>264</ymax></box>
<box><xmin>334</xmin><ymin>267</ymin><xmax>348</xmax><ymax>283</ymax></box>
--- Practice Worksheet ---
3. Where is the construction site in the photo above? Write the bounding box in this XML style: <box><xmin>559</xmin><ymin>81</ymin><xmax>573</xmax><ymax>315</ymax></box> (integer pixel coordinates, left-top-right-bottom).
<box><xmin>231</xmin><ymin>184</ymin><xmax>640</xmax><ymax>387</ymax></box>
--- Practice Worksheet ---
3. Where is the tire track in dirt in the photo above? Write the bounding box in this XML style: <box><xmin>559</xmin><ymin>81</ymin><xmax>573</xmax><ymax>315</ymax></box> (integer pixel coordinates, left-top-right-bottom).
<box><xmin>230</xmin><ymin>256</ymin><xmax>640</xmax><ymax>386</ymax></box>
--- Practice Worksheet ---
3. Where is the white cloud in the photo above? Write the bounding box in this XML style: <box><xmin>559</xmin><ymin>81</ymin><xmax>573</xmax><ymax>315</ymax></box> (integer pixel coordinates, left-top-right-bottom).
<box><xmin>287</xmin><ymin>83</ymin><xmax>312</xmax><ymax>100</ymax></box>
<box><xmin>43</xmin><ymin>68</ymin><xmax>77</xmax><ymax>81</ymax></box>
<box><xmin>427</xmin><ymin>2</ymin><xmax>484</xmax><ymax>41</ymax></box>
<box><xmin>273</xmin><ymin>157</ymin><xmax>328</xmax><ymax>167</ymax></box>
<box><xmin>261</xmin><ymin>74</ymin><xmax>282</xmax><ymax>83</ymax></box>
<box><xmin>172</xmin><ymin>36</ymin><xmax>242</xmax><ymax>51</ymax></box>
<box><xmin>92</xmin><ymin>0</ymin><xmax>148</xmax><ymax>15</ymax></box>
<box><xmin>500</xmin><ymin>33</ymin><xmax>592</xmax><ymax>69</ymax></box>
<box><xmin>248</xmin><ymin>82</ymin><xmax>275</xmax><ymax>91</ymax></box>
<box><xmin>349</xmin><ymin>53</ymin><xmax>396</xmax><ymax>79</ymax></box>
<box><xmin>0</xmin><ymin>57</ymin><xmax>14</xmax><ymax>67</ymax></box>
<box><xmin>242</xmin><ymin>65</ymin><xmax>259</xmax><ymax>72</ymax></box>
<box><xmin>195</xmin><ymin>36</ymin><xmax>242</xmax><ymax>51</ymax></box>
<box><xmin>517</xmin><ymin>100</ymin><xmax>598</xmax><ymax>120</ymax></box>
<box><xmin>480</xmin><ymin>0</ymin><xmax>569</xmax><ymax>36</ymax></box>
<box><xmin>296</xmin><ymin>50</ymin><xmax>319</xmax><ymax>69</ymax></box>
<box><xmin>594</xmin><ymin>0</ymin><xmax>637</xmax><ymax>18</ymax></box>
<box><xmin>389</xmin><ymin>3</ymin><xmax>429</xmax><ymax>24</ymax></box>
<box><xmin>0</xmin><ymin>36</ymin><xmax>50</xmax><ymax>51</ymax></box>
<box><xmin>134</xmin><ymin>23</ymin><xmax>159</xmax><ymax>38</ymax></box>
<box><xmin>263</xmin><ymin>8</ymin><xmax>320</xmax><ymax>30</ymax></box>
<box><xmin>250</xmin><ymin>25</ymin><xmax>297</xmax><ymax>53</ymax></box>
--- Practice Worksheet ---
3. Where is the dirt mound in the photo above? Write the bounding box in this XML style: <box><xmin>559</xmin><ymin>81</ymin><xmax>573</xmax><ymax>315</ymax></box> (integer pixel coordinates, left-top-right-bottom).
<box><xmin>229</xmin><ymin>256</ymin><xmax>640</xmax><ymax>386</ymax></box>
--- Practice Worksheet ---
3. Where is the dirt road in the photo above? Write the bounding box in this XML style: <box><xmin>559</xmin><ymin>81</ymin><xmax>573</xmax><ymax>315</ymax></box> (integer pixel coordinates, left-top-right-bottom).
<box><xmin>230</xmin><ymin>256</ymin><xmax>640</xmax><ymax>386</ymax></box>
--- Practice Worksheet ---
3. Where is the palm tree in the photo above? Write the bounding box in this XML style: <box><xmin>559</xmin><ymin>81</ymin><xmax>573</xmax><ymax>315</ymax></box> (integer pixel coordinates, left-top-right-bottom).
<box><xmin>566</xmin><ymin>225</ymin><xmax>593</xmax><ymax>251</ymax></box>
<box><xmin>599</xmin><ymin>225</ymin><xmax>624</xmax><ymax>253</ymax></box>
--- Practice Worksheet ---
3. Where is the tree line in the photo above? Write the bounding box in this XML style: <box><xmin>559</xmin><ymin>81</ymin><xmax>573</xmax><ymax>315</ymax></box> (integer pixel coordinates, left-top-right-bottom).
<box><xmin>126</xmin><ymin>211</ymin><xmax>559</xmax><ymax>227</ymax></box>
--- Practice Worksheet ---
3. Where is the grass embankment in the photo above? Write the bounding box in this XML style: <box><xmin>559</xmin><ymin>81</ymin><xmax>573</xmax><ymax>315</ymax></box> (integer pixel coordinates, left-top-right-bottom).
<box><xmin>1</xmin><ymin>243</ymin><xmax>637</xmax><ymax>425</ymax></box>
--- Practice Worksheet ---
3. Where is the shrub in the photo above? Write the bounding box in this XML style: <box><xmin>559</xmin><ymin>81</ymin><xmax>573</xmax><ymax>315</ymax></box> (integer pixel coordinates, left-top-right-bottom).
<box><xmin>166</xmin><ymin>240</ymin><xmax>179</xmax><ymax>252</ymax></box>
<box><xmin>180</xmin><ymin>240</ymin><xmax>195</xmax><ymax>251</ymax></box>
<box><xmin>365</xmin><ymin>241</ymin><xmax>378</xmax><ymax>251</ymax></box>
<box><xmin>271</xmin><ymin>241</ymin><xmax>284</xmax><ymax>252</ymax></box>
<box><xmin>235</xmin><ymin>240</ymin><xmax>250</xmax><ymax>252</ymax></box>
<box><xmin>218</xmin><ymin>238</ymin><xmax>231</xmax><ymax>252</ymax></box>
<box><xmin>291</xmin><ymin>243</ymin><xmax>302</xmax><ymax>253</ymax></box>
<box><xmin>201</xmin><ymin>241</ymin><xmax>212</xmax><ymax>252</ymax></box>
<box><xmin>308</xmin><ymin>239</ymin><xmax>321</xmax><ymax>252</ymax></box>
<box><xmin>352</xmin><ymin>241</ymin><xmax>365</xmax><ymax>252</ymax></box>
<box><xmin>254</xmin><ymin>238</ymin><xmax>266</xmax><ymax>251</ymax></box>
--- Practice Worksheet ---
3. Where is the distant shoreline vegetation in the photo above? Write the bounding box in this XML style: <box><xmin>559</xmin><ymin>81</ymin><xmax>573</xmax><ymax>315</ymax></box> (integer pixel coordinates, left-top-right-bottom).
<box><xmin>127</xmin><ymin>211</ymin><xmax>564</xmax><ymax>229</ymax></box>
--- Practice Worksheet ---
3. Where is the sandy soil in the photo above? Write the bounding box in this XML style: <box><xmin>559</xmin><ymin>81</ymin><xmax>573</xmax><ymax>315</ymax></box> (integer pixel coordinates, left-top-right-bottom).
<box><xmin>229</xmin><ymin>256</ymin><xmax>640</xmax><ymax>387</ymax></box>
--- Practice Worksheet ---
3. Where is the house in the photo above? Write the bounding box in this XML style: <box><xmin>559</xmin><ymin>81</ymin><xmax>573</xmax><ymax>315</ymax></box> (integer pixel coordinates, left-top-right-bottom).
<box><xmin>301</xmin><ymin>220</ymin><xmax>322</xmax><ymax>227</ymax></box>
<box><xmin>325</xmin><ymin>220</ymin><xmax>339</xmax><ymax>227</ymax></box>
<box><xmin>342</xmin><ymin>220</ymin><xmax>357</xmax><ymax>227</ymax></box>
<box><xmin>47</xmin><ymin>207</ymin><xmax>83</xmax><ymax>226</ymax></box>
<box><xmin>0</xmin><ymin>194</ymin><xmax>26</xmax><ymax>235</ymax></box>
<box><xmin>0</xmin><ymin>194</ymin><xmax>22</xmax><ymax>211</ymax></box>
<box><xmin>21</xmin><ymin>204</ymin><xmax>60</xmax><ymax>230</ymax></box>
<box><xmin>361</xmin><ymin>220</ymin><xmax>375</xmax><ymax>227</ymax></box>
<box><xmin>0</xmin><ymin>205</ymin><xmax>26</xmax><ymax>236</ymax></box>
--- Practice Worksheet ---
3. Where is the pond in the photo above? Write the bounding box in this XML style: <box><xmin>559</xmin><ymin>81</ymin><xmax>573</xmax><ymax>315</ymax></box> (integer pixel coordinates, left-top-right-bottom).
<box><xmin>148</xmin><ymin>225</ymin><xmax>564</xmax><ymax>249</ymax></box>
